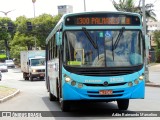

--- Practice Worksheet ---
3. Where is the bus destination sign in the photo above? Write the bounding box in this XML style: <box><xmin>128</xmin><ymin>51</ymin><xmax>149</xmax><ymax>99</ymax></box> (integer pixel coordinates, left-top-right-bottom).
<box><xmin>65</xmin><ymin>13</ymin><xmax>140</xmax><ymax>26</ymax></box>
<box><xmin>76</xmin><ymin>17</ymin><xmax>131</xmax><ymax>25</ymax></box>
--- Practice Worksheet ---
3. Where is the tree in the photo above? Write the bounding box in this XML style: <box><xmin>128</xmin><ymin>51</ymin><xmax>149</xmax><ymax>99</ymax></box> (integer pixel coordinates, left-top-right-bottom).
<box><xmin>112</xmin><ymin>0</ymin><xmax>157</xmax><ymax>21</ymax></box>
<box><xmin>0</xmin><ymin>17</ymin><xmax>15</xmax><ymax>59</ymax></box>
<box><xmin>112</xmin><ymin>0</ymin><xmax>138</xmax><ymax>12</ymax></box>
<box><xmin>10</xmin><ymin>32</ymin><xmax>35</xmax><ymax>50</ymax></box>
<box><xmin>153</xmin><ymin>31</ymin><xmax>160</xmax><ymax>62</ymax></box>
<box><xmin>0</xmin><ymin>40</ymin><xmax>5</xmax><ymax>50</ymax></box>
<box><xmin>145</xmin><ymin>3</ymin><xmax>156</xmax><ymax>21</ymax></box>
<box><xmin>0</xmin><ymin>13</ymin><xmax>62</xmax><ymax>62</ymax></box>
<box><xmin>13</xmin><ymin>16</ymin><xmax>36</xmax><ymax>50</ymax></box>
<box><xmin>32</xmin><ymin>14</ymin><xmax>62</xmax><ymax>49</ymax></box>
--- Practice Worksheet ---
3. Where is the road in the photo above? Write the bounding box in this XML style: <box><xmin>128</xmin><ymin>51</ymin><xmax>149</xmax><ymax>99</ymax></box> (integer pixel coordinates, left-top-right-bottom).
<box><xmin>0</xmin><ymin>68</ymin><xmax>160</xmax><ymax>120</ymax></box>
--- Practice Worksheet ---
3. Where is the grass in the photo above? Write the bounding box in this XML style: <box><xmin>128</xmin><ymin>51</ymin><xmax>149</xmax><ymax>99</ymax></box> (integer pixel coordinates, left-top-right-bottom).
<box><xmin>0</xmin><ymin>54</ymin><xmax>6</xmax><ymax>59</ymax></box>
<box><xmin>0</xmin><ymin>85</ymin><xmax>17</xmax><ymax>99</ymax></box>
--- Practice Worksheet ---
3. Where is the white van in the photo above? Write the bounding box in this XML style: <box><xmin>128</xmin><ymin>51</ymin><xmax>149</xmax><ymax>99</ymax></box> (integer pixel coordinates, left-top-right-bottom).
<box><xmin>0</xmin><ymin>71</ymin><xmax>2</xmax><ymax>81</ymax></box>
<box><xmin>5</xmin><ymin>60</ymin><xmax>15</xmax><ymax>68</ymax></box>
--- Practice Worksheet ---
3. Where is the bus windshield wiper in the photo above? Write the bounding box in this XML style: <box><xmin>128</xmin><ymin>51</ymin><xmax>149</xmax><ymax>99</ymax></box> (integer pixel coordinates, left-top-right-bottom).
<box><xmin>111</xmin><ymin>37</ymin><xmax>114</xmax><ymax>61</ymax></box>
<box><xmin>82</xmin><ymin>27</ymin><xmax>98</xmax><ymax>49</ymax></box>
<box><xmin>113</xmin><ymin>27</ymin><xmax>125</xmax><ymax>50</ymax></box>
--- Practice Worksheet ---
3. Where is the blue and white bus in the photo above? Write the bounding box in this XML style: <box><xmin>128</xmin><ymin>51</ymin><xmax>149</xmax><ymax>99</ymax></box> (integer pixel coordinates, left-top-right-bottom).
<box><xmin>45</xmin><ymin>11</ymin><xmax>145</xmax><ymax>111</ymax></box>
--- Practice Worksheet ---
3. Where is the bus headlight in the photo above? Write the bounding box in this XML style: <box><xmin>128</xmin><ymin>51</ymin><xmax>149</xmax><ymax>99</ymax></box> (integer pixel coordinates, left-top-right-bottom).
<box><xmin>71</xmin><ymin>81</ymin><xmax>76</xmax><ymax>86</ymax></box>
<box><xmin>139</xmin><ymin>75</ymin><xmax>144</xmax><ymax>80</ymax></box>
<box><xmin>65</xmin><ymin>76</ymin><xmax>71</xmax><ymax>82</ymax></box>
<box><xmin>78</xmin><ymin>83</ymin><xmax>83</xmax><ymax>88</ymax></box>
<box><xmin>134</xmin><ymin>79</ymin><xmax>139</xmax><ymax>84</ymax></box>
<box><xmin>128</xmin><ymin>82</ymin><xmax>133</xmax><ymax>87</ymax></box>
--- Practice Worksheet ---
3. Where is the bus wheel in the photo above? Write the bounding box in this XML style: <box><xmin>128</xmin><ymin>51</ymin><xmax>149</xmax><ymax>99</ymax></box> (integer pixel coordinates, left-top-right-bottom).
<box><xmin>117</xmin><ymin>99</ymin><xmax>129</xmax><ymax>110</ymax></box>
<box><xmin>49</xmin><ymin>91</ymin><xmax>57</xmax><ymax>101</ymax></box>
<box><xmin>60</xmin><ymin>100</ymin><xmax>70</xmax><ymax>112</ymax></box>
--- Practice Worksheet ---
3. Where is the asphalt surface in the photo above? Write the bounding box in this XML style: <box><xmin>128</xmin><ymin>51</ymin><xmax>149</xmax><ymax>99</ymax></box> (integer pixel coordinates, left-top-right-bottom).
<box><xmin>0</xmin><ymin>64</ymin><xmax>160</xmax><ymax>102</ymax></box>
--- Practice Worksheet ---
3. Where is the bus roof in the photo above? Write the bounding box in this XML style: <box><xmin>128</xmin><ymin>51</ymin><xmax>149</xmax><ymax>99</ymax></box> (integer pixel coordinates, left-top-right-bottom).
<box><xmin>63</xmin><ymin>11</ymin><xmax>141</xmax><ymax>18</ymax></box>
<box><xmin>46</xmin><ymin>11</ymin><xmax>141</xmax><ymax>43</ymax></box>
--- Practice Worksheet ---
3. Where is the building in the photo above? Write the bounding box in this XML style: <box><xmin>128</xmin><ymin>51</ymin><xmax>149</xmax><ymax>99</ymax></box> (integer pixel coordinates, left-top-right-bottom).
<box><xmin>57</xmin><ymin>5</ymin><xmax>73</xmax><ymax>15</ymax></box>
<box><xmin>147</xmin><ymin>20</ymin><xmax>160</xmax><ymax>48</ymax></box>
<box><xmin>147</xmin><ymin>20</ymin><xmax>160</xmax><ymax>32</ymax></box>
<box><xmin>147</xmin><ymin>20</ymin><xmax>160</xmax><ymax>62</ymax></box>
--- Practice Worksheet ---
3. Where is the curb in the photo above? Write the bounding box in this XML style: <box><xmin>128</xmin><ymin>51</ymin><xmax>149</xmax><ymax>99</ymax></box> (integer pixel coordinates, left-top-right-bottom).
<box><xmin>145</xmin><ymin>83</ymin><xmax>160</xmax><ymax>88</ymax></box>
<box><xmin>0</xmin><ymin>89</ymin><xmax>20</xmax><ymax>103</ymax></box>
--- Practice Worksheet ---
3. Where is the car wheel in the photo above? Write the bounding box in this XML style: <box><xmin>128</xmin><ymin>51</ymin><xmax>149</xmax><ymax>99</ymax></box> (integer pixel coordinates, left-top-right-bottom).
<box><xmin>25</xmin><ymin>77</ymin><xmax>29</xmax><ymax>80</ymax></box>
<box><xmin>29</xmin><ymin>74</ymin><xmax>33</xmax><ymax>81</ymax></box>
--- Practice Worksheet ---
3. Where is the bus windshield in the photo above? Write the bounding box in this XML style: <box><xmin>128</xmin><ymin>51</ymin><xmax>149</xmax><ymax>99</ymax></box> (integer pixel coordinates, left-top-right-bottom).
<box><xmin>64</xmin><ymin>30</ymin><xmax>144</xmax><ymax>67</ymax></box>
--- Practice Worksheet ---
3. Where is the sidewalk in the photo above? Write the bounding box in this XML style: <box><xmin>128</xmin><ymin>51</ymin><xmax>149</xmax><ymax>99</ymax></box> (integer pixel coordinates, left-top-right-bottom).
<box><xmin>145</xmin><ymin>63</ymin><xmax>160</xmax><ymax>87</ymax></box>
<box><xmin>0</xmin><ymin>86</ymin><xmax>20</xmax><ymax>103</ymax></box>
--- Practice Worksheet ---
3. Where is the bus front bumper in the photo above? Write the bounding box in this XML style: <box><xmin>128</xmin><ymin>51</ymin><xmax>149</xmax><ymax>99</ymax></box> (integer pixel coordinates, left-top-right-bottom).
<box><xmin>62</xmin><ymin>81</ymin><xmax>145</xmax><ymax>101</ymax></box>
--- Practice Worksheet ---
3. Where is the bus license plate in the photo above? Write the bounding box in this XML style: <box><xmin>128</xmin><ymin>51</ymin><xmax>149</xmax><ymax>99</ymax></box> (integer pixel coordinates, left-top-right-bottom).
<box><xmin>99</xmin><ymin>90</ymin><xmax>113</xmax><ymax>95</ymax></box>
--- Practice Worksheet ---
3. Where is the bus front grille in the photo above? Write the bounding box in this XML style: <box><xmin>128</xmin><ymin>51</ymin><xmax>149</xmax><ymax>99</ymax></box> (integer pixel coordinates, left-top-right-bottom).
<box><xmin>84</xmin><ymin>82</ymin><xmax>127</xmax><ymax>87</ymax></box>
<box><xmin>88</xmin><ymin>94</ymin><xmax>123</xmax><ymax>97</ymax></box>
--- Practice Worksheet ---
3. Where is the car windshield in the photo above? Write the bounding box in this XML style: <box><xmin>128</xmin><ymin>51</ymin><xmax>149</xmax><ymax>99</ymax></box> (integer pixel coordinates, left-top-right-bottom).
<box><xmin>63</xmin><ymin>30</ymin><xmax>144</xmax><ymax>67</ymax></box>
<box><xmin>0</xmin><ymin>63</ymin><xmax>6</xmax><ymax>66</ymax></box>
<box><xmin>6</xmin><ymin>60</ymin><xmax>13</xmax><ymax>63</ymax></box>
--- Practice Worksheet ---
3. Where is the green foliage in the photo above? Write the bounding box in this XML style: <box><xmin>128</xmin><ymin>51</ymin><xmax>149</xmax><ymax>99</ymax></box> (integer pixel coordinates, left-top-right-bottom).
<box><xmin>0</xmin><ymin>14</ymin><xmax>62</xmax><ymax>64</ymax></box>
<box><xmin>0</xmin><ymin>54</ymin><xmax>6</xmax><ymax>59</ymax></box>
<box><xmin>32</xmin><ymin>14</ymin><xmax>62</xmax><ymax>49</ymax></box>
<box><xmin>112</xmin><ymin>0</ymin><xmax>156</xmax><ymax>21</ymax></box>
<box><xmin>0</xmin><ymin>40</ymin><xmax>5</xmax><ymax>50</ymax></box>
<box><xmin>153</xmin><ymin>31</ymin><xmax>160</xmax><ymax>62</ymax></box>
<box><xmin>112</xmin><ymin>0</ymin><xmax>137</xmax><ymax>12</ymax></box>
<box><xmin>155</xmin><ymin>49</ymin><xmax>160</xmax><ymax>63</ymax></box>
<box><xmin>153</xmin><ymin>31</ymin><xmax>160</xmax><ymax>48</ymax></box>
<box><xmin>0</xmin><ymin>54</ymin><xmax>7</xmax><ymax>62</ymax></box>
<box><xmin>11</xmin><ymin>32</ymin><xmax>35</xmax><ymax>50</ymax></box>
<box><xmin>10</xmin><ymin>45</ymin><xmax>27</xmax><ymax>63</ymax></box>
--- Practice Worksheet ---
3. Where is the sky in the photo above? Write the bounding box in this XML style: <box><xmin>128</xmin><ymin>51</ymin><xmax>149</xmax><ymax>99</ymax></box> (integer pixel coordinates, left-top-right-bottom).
<box><xmin>0</xmin><ymin>0</ymin><xmax>160</xmax><ymax>21</ymax></box>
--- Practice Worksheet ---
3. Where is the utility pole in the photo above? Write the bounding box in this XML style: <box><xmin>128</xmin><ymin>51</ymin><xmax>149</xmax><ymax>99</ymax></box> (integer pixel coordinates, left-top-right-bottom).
<box><xmin>84</xmin><ymin>0</ymin><xmax>86</xmax><ymax>11</ymax></box>
<box><xmin>32</xmin><ymin>0</ymin><xmax>36</xmax><ymax>50</ymax></box>
<box><xmin>142</xmin><ymin>0</ymin><xmax>149</xmax><ymax>82</ymax></box>
<box><xmin>32</xmin><ymin>0</ymin><xmax>36</xmax><ymax>18</ymax></box>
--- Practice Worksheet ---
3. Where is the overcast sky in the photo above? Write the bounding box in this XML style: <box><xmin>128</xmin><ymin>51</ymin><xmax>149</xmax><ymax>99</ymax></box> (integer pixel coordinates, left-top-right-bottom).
<box><xmin>0</xmin><ymin>0</ymin><xmax>159</xmax><ymax>20</ymax></box>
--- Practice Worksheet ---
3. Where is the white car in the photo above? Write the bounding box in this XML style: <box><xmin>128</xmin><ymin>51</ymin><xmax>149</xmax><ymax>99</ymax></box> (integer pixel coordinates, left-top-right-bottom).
<box><xmin>0</xmin><ymin>63</ymin><xmax>8</xmax><ymax>72</ymax></box>
<box><xmin>0</xmin><ymin>71</ymin><xmax>2</xmax><ymax>81</ymax></box>
<box><xmin>5</xmin><ymin>60</ymin><xmax>15</xmax><ymax>68</ymax></box>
